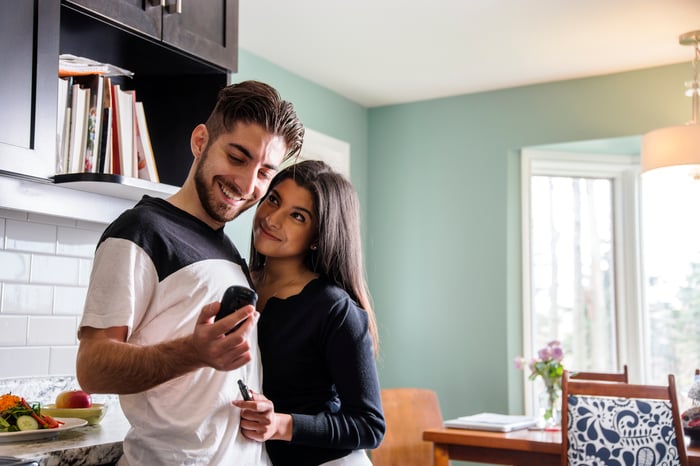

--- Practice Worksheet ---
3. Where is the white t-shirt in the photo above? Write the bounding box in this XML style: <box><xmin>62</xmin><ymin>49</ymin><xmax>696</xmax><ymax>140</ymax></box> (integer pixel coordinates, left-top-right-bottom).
<box><xmin>79</xmin><ymin>197</ymin><xmax>270</xmax><ymax>466</ymax></box>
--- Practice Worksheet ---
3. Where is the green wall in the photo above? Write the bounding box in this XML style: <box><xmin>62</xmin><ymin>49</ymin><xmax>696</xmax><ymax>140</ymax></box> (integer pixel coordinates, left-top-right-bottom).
<box><xmin>230</xmin><ymin>49</ymin><xmax>690</xmax><ymax>421</ymax></box>
<box><xmin>367</xmin><ymin>63</ymin><xmax>690</xmax><ymax>420</ymax></box>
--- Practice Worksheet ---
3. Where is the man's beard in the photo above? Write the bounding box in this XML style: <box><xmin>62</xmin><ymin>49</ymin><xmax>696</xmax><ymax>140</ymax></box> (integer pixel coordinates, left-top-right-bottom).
<box><xmin>194</xmin><ymin>147</ymin><xmax>244</xmax><ymax>224</ymax></box>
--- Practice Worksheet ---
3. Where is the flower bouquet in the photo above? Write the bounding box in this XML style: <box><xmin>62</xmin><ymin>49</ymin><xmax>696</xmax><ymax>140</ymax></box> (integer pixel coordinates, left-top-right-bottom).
<box><xmin>514</xmin><ymin>340</ymin><xmax>565</xmax><ymax>425</ymax></box>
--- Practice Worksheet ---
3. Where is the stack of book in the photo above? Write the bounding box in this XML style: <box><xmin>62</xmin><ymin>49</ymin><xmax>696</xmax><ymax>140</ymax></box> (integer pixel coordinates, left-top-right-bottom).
<box><xmin>56</xmin><ymin>54</ymin><xmax>159</xmax><ymax>183</ymax></box>
<box><xmin>443</xmin><ymin>413</ymin><xmax>538</xmax><ymax>432</ymax></box>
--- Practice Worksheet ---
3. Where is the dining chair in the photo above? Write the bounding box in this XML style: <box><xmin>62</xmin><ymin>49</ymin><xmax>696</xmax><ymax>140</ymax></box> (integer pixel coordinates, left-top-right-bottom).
<box><xmin>569</xmin><ymin>364</ymin><xmax>629</xmax><ymax>383</ymax></box>
<box><xmin>561</xmin><ymin>370</ymin><xmax>688</xmax><ymax>466</ymax></box>
<box><xmin>370</xmin><ymin>387</ymin><xmax>444</xmax><ymax>466</ymax></box>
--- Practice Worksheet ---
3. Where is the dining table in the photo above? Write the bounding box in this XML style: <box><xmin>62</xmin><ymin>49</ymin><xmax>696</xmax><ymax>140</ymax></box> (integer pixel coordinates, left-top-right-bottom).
<box><xmin>423</xmin><ymin>427</ymin><xmax>700</xmax><ymax>466</ymax></box>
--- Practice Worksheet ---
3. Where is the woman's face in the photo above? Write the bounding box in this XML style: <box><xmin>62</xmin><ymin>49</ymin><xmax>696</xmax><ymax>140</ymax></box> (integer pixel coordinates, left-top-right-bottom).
<box><xmin>253</xmin><ymin>178</ymin><xmax>317</xmax><ymax>261</ymax></box>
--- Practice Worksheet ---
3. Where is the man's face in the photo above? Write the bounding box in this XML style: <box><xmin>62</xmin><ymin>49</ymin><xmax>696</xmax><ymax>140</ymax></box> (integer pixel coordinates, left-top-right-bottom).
<box><xmin>193</xmin><ymin>122</ymin><xmax>287</xmax><ymax>228</ymax></box>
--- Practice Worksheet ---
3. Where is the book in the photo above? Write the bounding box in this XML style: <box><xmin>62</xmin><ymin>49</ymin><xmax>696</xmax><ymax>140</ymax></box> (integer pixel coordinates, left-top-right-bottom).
<box><xmin>95</xmin><ymin>77</ymin><xmax>113</xmax><ymax>174</ymax></box>
<box><xmin>56</xmin><ymin>77</ymin><xmax>71</xmax><ymax>174</ymax></box>
<box><xmin>109</xmin><ymin>84</ymin><xmax>120</xmax><ymax>175</ymax></box>
<box><xmin>134</xmin><ymin>101</ymin><xmax>159</xmax><ymax>183</ymax></box>
<box><xmin>72</xmin><ymin>74</ymin><xmax>105</xmax><ymax>173</ymax></box>
<box><xmin>112</xmin><ymin>84</ymin><xmax>136</xmax><ymax>177</ymax></box>
<box><xmin>59</xmin><ymin>54</ymin><xmax>134</xmax><ymax>78</ymax></box>
<box><xmin>67</xmin><ymin>83</ymin><xmax>90</xmax><ymax>174</ymax></box>
<box><xmin>443</xmin><ymin>413</ymin><xmax>538</xmax><ymax>432</ymax></box>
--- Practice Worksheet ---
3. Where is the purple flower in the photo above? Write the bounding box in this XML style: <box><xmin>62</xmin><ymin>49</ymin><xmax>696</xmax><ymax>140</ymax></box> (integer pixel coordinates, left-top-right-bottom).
<box><xmin>551</xmin><ymin>345</ymin><xmax>564</xmax><ymax>361</ymax></box>
<box><xmin>514</xmin><ymin>341</ymin><xmax>567</xmax><ymax>386</ymax></box>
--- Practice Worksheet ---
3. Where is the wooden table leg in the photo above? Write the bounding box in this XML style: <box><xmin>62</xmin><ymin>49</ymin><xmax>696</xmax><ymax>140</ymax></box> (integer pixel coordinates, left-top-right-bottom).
<box><xmin>433</xmin><ymin>443</ymin><xmax>450</xmax><ymax>466</ymax></box>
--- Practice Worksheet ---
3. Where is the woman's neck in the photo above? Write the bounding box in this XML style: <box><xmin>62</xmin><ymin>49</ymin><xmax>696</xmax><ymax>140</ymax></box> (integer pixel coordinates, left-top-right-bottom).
<box><xmin>254</xmin><ymin>258</ymin><xmax>318</xmax><ymax>307</ymax></box>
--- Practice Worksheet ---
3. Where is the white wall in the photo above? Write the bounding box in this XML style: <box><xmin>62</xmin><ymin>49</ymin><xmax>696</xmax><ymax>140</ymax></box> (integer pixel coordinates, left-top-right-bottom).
<box><xmin>0</xmin><ymin>208</ymin><xmax>105</xmax><ymax>378</ymax></box>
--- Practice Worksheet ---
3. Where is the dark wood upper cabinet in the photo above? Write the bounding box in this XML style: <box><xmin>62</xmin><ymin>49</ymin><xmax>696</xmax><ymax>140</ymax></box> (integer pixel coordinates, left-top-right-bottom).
<box><xmin>0</xmin><ymin>0</ymin><xmax>236</xmax><ymax>190</ymax></box>
<box><xmin>64</xmin><ymin>0</ymin><xmax>238</xmax><ymax>71</ymax></box>
<box><xmin>0</xmin><ymin>0</ymin><xmax>60</xmax><ymax>178</ymax></box>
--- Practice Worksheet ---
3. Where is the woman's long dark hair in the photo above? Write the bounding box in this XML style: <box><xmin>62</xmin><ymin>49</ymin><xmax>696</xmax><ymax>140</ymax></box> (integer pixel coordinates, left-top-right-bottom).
<box><xmin>249</xmin><ymin>160</ymin><xmax>379</xmax><ymax>354</ymax></box>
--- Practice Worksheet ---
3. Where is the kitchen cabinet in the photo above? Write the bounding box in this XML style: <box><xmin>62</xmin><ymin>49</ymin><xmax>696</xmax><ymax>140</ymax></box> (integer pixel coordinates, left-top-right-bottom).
<box><xmin>0</xmin><ymin>0</ymin><xmax>59</xmax><ymax>179</ymax></box>
<box><xmin>64</xmin><ymin>0</ymin><xmax>238</xmax><ymax>72</ymax></box>
<box><xmin>0</xmin><ymin>0</ymin><xmax>237</xmax><ymax>196</ymax></box>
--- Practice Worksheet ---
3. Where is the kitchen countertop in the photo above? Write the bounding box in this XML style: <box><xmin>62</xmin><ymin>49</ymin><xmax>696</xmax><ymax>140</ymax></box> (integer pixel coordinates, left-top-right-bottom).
<box><xmin>0</xmin><ymin>406</ymin><xmax>128</xmax><ymax>466</ymax></box>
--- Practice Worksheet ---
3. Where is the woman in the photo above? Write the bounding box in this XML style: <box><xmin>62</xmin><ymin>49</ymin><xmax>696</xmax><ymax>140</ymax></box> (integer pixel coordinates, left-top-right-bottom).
<box><xmin>234</xmin><ymin>160</ymin><xmax>385</xmax><ymax>466</ymax></box>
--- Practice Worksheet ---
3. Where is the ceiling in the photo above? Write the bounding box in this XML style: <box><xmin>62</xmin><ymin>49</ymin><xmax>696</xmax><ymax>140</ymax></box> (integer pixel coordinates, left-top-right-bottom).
<box><xmin>238</xmin><ymin>0</ymin><xmax>700</xmax><ymax>108</ymax></box>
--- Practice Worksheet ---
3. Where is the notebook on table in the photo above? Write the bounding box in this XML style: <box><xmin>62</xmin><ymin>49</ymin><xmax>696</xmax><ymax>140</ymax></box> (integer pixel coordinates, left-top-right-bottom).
<box><xmin>444</xmin><ymin>412</ymin><xmax>538</xmax><ymax>432</ymax></box>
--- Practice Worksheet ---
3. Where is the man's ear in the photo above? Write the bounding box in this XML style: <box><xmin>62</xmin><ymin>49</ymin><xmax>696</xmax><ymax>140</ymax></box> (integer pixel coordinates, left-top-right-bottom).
<box><xmin>191</xmin><ymin>124</ymin><xmax>209</xmax><ymax>159</ymax></box>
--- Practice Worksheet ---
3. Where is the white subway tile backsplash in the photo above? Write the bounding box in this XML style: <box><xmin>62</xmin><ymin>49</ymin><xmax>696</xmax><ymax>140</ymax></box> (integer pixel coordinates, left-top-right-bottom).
<box><xmin>0</xmin><ymin>315</ymin><xmax>28</xmax><ymax>346</ymax></box>
<box><xmin>2</xmin><ymin>283</ymin><xmax>53</xmax><ymax>314</ymax></box>
<box><xmin>49</xmin><ymin>346</ymin><xmax>78</xmax><ymax>375</ymax></box>
<box><xmin>54</xmin><ymin>286</ymin><xmax>87</xmax><ymax>315</ymax></box>
<box><xmin>0</xmin><ymin>347</ymin><xmax>51</xmax><ymax>377</ymax></box>
<box><xmin>28</xmin><ymin>316</ymin><xmax>78</xmax><ymax>345</ymax></box>
<box><xmin>0</xmin><ymin>251</ymin><xmax>30</xmax><ymax>281</ymax></box>
<box><xmin>57</xmin><ymin>226</ymin><xmax>100</xmax><ymax>258</ymax></box>
<box><xmin>28</xmin><ymin>212</ymin><xmax>77</xmax><ymax>228</ymax></box>
<box><xmin>30</xmin><ymin>254</ymin><xmax>80</xmax><ymax>285</ymax></box>
<box><xmin>78</xmin><ymin>259</ymin><xmax>93</xmax><ymax>286</ymax></box>
<box><xmin>5</xmin><ymin>219</ymin><xmax>56</xmax><ymax>254</ymax></box>
<box><xmin>0</xmin><ymin>210</ymin><xmax>102</xmax><ymax>379</ymax></box>
<box><xmin>76</xmin><ymin>219</ymin><xmax>108</xmax><ymax>232</ymax></box>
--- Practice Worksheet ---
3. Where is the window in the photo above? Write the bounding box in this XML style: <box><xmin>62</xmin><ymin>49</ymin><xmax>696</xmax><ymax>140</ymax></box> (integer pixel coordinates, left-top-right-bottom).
<box><xmin>641</xmin><ymin>166</ymin><xmax>700</xmax><ymax>389</ymax></box>
<box><xmin>521</xmin><ymin>149</ymin><xmax>641</xmax><ymax>414</ymax></box>
<box><xmin>522</xmin><ymin>148</ymin><xmax>700</xmax><ymax>413</ymax></box>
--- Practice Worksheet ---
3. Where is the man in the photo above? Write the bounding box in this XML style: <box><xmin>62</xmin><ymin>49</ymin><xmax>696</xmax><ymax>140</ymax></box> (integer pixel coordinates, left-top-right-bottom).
<box><xmin>76</xmin><ymin>81</ymin><xmax>305</xmax><ymax>465</ymax></box>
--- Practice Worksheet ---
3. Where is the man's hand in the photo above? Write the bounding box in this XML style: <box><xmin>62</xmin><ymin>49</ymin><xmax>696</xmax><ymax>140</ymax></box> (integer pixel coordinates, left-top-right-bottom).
<box><xmin>77</xmin><ymin>301</ymin><xmax>259</xmax><ymax>394</ymax></box>
<box><xmin>191</xmin><ymin>301</ymin><xmax>258</xmax><ymax>372</ymax></box>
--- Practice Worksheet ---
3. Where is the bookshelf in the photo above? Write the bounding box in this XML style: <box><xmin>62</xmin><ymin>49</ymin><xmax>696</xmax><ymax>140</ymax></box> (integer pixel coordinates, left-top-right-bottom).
<box><xmin>0</xmin><ymin>0</ymin><xmax>237</xmax><ymax>201</ymax></box>
<box><xmin>50</xmin><ymin>173</ymin><xmax>177</xmax><ymax>201</ymax></box>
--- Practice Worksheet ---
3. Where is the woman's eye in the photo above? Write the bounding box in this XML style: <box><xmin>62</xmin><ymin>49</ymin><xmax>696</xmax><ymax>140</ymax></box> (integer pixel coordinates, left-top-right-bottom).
<box><xmin>267</xmin><ymin>195</ymin><xmax>279</xmax><ymax>206</ymax></box>
<box><xmin>292</xmin><ymin>212</ymin><xmax>306</xmax><ymax>222</ymax></box>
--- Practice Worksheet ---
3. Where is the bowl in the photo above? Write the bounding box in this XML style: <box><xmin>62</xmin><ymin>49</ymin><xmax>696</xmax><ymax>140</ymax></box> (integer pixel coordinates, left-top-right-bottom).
<box><xmin>41</xmin><ymin>403</ymin><xmax>107</xmax><ymax>425</ymax></box>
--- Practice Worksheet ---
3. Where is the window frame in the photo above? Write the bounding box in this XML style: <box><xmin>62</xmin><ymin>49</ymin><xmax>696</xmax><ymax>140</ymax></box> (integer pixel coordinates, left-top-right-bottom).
<box><xmin>520</xmin><ymin>149</ymin><xmax>644</xmax><ymax>415</ymax></box>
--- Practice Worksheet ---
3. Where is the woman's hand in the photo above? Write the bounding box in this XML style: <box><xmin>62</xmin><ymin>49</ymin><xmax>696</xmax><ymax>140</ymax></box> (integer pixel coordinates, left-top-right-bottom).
<box><xmin>233</xmin><ymin>391</ymin><xmax>293</xmax><ymax>441</ymax></box>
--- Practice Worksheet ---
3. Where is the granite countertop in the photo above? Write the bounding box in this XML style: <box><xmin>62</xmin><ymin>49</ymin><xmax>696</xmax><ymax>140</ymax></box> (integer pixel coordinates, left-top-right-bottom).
<box><xmin>0</xmin><ymin>407</ymin><xmax>128</xmax><ymax>466</ymax></box>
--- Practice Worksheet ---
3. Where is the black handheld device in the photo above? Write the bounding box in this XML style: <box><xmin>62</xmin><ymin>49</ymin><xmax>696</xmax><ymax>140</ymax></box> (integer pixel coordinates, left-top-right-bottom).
<box><xmin>215</xmin><ymin>285</ymin><xmax>258</xmax><ymax>334</ymax></box>
<box><xmin>237</xmin><ymin>379</ymin><xmax>252</xmax><ymax>401</ymax></box>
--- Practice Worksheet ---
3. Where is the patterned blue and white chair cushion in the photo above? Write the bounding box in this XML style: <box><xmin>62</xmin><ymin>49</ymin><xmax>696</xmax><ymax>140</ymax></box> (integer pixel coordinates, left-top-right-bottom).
<box><xmin>565</xmin><ymin>394</ymin><xmax>682</xmax><ymax>466</ymax></box>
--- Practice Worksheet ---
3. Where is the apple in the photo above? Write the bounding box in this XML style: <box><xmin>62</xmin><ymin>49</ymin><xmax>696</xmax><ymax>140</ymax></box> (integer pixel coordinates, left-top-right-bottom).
<box><xmin>55</xmin><ymin>389</ymin><xmax>92</xmax><ymax>409</ymax></box>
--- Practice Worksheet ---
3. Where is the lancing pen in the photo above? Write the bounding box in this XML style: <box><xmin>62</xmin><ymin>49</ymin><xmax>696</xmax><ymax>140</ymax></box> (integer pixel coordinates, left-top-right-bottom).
<box><xmin>237</xmin><ymin>379</ymin><xmax>252</xmax><ymax>401</ymax></box>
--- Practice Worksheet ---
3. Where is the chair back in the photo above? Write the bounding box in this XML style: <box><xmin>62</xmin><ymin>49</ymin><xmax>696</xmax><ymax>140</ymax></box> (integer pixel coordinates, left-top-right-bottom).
<box><xmin>371</xmin><ymin>388</ymin><xmax>443</xmax><ymax>466</ymax></box>
<box><xmin>569</xmin><ymin>364</ymin><xmax>629</xmax><ymax>383</ymax></box>
<box><xmin>561</xmin><ymin>371</ymin><xmax>688</xmax><ymax>466</ymax></box>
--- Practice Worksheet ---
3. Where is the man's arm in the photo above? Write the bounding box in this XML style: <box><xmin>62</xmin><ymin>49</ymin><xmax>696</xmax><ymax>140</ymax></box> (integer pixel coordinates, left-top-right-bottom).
<box><xmin>76</xmin><ymin>302</ymin><xmax>257</xmax><ymax>394</ymax></box>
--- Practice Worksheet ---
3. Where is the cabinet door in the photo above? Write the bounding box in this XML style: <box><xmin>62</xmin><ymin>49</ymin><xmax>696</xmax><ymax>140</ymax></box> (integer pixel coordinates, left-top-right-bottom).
<box><xmin>65</xmin><ymin>0</ymin><xmax>162</xmax><ymax>41</ymax></box>
<box><xmin>66</xmin><ymin>0</ymin><xmax>237</xmax><ymax>72</ymax></box>
<box><xmin>162</xmin><ymin>0</ymin><xmax>238</xmax><ymax>71</ymax></box>
<box><xmin>0</xmin><ymin>0</ymin><xmax>59</xmax><ymax>178</ymax></box>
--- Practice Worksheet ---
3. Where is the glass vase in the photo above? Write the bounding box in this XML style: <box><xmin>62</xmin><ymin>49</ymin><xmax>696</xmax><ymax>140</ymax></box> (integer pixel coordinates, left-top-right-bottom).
<box><xmin>539</xmin><ymin>380</ymin><xmax>562</xmax><ymax>428</ymax></box>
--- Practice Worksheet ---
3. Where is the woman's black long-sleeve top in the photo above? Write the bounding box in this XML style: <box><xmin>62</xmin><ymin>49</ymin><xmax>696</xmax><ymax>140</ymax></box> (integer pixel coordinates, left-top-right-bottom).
<box><xmin>257</xmin><ymin>277</ymin><xmax>385</xmax><ymax>466</ymax></box>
